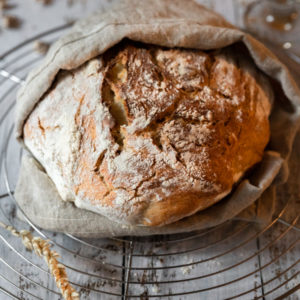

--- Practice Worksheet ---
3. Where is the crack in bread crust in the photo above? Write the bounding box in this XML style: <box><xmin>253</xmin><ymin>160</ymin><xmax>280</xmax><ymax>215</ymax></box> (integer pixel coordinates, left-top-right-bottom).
<box><xmin>23</xmin><ymin>41</ymin><xmax>272</xmax><ymax>226</ymax></box>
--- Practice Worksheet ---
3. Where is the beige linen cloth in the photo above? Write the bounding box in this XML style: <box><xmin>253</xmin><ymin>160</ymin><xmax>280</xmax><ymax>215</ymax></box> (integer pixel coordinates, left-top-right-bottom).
<box><xmin>14</xmin><ymin>0</ymin><xmax>300</xmax><ymax>237</ymax></box>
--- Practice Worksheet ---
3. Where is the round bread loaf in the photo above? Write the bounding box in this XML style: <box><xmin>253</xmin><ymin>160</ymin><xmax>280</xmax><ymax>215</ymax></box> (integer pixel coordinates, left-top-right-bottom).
<box><xmin>23</xmin><ymin>42</ymin><xmax>271</xmax><ymax>226</ymax></box>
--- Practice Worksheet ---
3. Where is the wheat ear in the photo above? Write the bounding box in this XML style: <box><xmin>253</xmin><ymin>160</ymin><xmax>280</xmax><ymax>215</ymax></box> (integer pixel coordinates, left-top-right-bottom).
<box><xmin>0</xmin><ymin>221</ymin><xmax>80</xmax><ymax>300</ymax></box>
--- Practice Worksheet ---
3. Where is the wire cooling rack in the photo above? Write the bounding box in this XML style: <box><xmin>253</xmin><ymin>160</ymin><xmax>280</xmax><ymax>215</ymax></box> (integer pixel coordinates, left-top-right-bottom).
<box><xmin>0</xmin><ymin>25</ymin><xmax>299</xmax><ymax>300</ymax></box>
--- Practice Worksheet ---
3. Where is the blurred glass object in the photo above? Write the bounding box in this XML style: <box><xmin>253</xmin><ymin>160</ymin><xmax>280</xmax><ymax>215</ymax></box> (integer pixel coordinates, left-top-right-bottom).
<box><xmin>244</xmin><ymin>0</ymin><xmax>300</xmax><ymax>60</ymax></box>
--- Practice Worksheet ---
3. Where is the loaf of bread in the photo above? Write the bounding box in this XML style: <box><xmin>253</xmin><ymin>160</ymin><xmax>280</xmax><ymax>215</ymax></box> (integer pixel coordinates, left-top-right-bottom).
<box><xmin>23</xmin><ymin>42</ymin><xmax>271</xmax><ymax>226</ymax></box>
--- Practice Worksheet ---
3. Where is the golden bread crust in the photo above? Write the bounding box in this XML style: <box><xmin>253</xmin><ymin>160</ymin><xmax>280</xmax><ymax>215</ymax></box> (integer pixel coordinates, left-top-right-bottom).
<box><xmin>23</xmin><ymin>42</ymin><xmax>271</xmax><ymax>226</ymax></box>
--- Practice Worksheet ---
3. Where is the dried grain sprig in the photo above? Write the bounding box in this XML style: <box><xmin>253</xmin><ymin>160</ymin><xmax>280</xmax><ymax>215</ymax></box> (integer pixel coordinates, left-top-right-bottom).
<box><xmin>0</xmin><ymin>221</ymin><xmax>80</xmax><ymax>300</ymax></box>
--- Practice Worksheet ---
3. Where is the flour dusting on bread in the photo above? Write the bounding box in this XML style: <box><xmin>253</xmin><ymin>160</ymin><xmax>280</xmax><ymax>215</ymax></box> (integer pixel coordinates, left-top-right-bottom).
<box><xmin>23</xmin><ymin>42</ymin><xmax>271</xmax><ymax>226</ymax></box>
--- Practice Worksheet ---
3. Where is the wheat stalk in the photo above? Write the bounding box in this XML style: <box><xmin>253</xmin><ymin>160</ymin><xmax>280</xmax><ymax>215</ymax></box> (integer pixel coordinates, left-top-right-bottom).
<box><xmin>0</xmin><ymin>221</ymin><xmax>80</xmax><ymax>300</ymax></box>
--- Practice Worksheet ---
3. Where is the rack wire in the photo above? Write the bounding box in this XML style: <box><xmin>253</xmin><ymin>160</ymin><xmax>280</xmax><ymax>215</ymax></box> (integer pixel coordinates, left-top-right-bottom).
<box><xmin>0</xmin><ymin>25</ymin><xmax>299</xmax><ymax>299</ymax></box>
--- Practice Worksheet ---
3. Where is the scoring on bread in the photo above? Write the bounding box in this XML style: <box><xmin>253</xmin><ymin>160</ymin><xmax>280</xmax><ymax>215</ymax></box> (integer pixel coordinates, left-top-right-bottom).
<box><xmin>23</xmin><ymin>42</ymin><xmax>271</xmax><ymax>226</ymax></box>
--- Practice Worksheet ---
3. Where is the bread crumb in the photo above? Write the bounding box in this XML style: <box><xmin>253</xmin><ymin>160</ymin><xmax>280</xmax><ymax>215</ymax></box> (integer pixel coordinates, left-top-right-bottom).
<box><xmin>181</xmin><ymin>264</ymin><xmax>194</xmax><ymax>275</ymax></box>
<box><xmin>34</xmin><ymin>40</ymin><xmax>50</xmax><ymax>55</ymax></box>
<box><xmin>34</xmin><ymin>0</ymin><xmax>52</xmax><ymax>5</ymax></box>
<box><xmin>2</xmin><ymin>15</ymin><xmax>21</xmax><ymax>28</ymax></box>
<box><xmin>151</xmin><ymin>284</ymin><xmax>159</xmax><ymax>294</ymax></box>
<box><xmin>0</xmin><ymin>0</ymin><xmax>7</xmax><ymax>10</ymax></box>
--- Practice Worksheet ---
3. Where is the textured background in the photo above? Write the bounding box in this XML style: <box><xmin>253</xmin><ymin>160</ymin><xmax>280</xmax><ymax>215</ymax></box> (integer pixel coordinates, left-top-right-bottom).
<box><xmin>0</xmin><ymin>0</ymin><xmax>299</xmax><ymax>299</ymax></box>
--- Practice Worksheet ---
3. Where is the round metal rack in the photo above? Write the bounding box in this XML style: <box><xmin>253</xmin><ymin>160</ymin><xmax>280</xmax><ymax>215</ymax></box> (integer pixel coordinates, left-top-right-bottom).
<box><xmin>0</xmin><ymin>25</ymin><xmax>299</xmax><ymax>300</ymax></box>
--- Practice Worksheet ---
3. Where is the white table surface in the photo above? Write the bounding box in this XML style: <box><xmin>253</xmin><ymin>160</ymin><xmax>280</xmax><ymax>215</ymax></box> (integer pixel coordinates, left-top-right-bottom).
<box><xmin>0</xmin><ymin>0</ymin><xmax>299</xmax><ymax>299</ymax></box>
